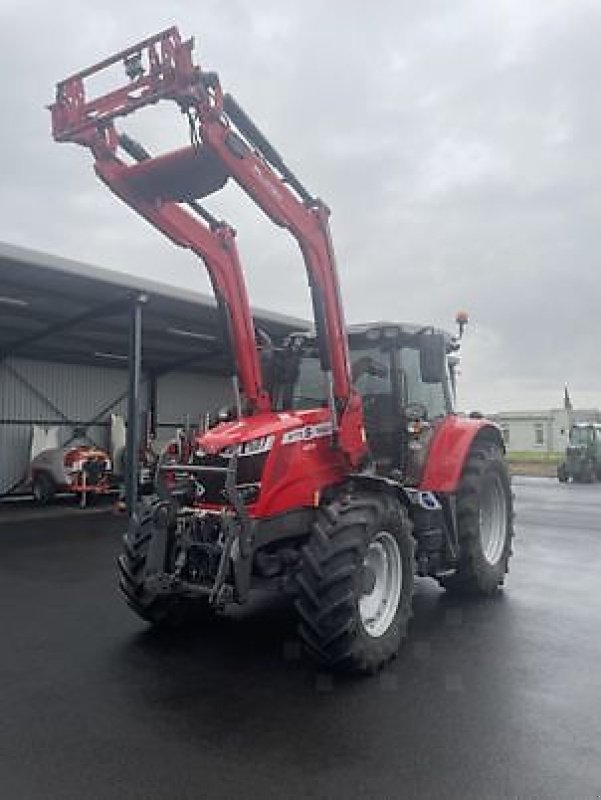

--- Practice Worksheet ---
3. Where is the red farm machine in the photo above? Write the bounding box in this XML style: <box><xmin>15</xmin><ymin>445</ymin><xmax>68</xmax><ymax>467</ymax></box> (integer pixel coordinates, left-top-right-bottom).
<box><xmin>50</xmin><ymin>28</ymin><xmax>514</xmax><ymax>673</ymax></box>
<box><xmin>29</xmin><ymin>425</ymin><xmax>112</xmax><ymax>505</ymax></box>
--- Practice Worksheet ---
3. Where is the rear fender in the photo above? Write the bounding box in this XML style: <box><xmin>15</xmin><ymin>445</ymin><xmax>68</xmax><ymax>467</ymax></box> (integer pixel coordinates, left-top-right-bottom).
<box><xmin>420</xmin><ymin>416</ymin><xmax>505</xmax><ymax>494</ymax></box>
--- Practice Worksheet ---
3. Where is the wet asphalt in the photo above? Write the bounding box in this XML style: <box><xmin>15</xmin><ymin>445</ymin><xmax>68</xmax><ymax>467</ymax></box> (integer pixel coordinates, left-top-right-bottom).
<box><xmin>1</xmin><ymin>477</ymin><xmax>600</xmax><ymax>800</ymax></box>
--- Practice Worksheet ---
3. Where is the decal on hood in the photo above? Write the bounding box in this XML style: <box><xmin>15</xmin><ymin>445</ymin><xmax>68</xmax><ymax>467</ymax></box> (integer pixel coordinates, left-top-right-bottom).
<box><xmin>282</xmin><ymin>421</ymin><xmax>334</xmax><ymax>445</ymax></box>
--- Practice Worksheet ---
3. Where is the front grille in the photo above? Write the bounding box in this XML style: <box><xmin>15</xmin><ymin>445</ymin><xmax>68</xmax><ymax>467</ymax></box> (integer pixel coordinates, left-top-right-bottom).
<box><xmin>191</xmin><ymin>451</ymin><xmax>268</xmax><ymax>505</ymax></box>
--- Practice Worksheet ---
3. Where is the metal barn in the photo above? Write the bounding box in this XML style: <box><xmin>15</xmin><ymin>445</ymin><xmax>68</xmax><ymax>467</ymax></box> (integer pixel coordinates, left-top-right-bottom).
<box><xmin>0</xmin><ymin>241</ymin><xmax>303</xmax><ymax>498</ymax></box>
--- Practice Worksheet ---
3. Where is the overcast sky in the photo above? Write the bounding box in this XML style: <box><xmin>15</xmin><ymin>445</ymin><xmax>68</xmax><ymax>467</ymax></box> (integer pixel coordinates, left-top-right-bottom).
<box><xmin>1</xmin><ymin>0</ymin><xmax>600</xmax><ymax>413</ymax></box>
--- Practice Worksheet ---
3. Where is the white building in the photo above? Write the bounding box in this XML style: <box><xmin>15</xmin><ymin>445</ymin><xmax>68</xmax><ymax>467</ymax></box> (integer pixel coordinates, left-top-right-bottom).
<box><xmin>490</xmin><ymin>408</ymin><xmax>601</xmax><ymax>455</ymax></box>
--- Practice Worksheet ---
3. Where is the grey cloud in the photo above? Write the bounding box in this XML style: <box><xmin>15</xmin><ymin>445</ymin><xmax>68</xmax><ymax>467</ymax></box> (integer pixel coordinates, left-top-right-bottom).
<box><xmin>1</xmin><ymin>0</ymin><xmax>600</xmax><ymax>411</ymax></box>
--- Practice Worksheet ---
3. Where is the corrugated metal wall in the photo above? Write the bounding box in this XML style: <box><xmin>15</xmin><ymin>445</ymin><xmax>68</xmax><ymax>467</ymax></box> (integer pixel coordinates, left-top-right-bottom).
<box><xmin>0</xmin><ymin>357</ymin><xmax>132</xmax><ymax>494</ymax></box>
<box><xmin>0</xmin><ymin>358</ymin><xmax>230</xmax><ymax>495</ymax></box>
<box><xmin>155</xmin><ymin>372</ymin><xmax>231</xmax><ymax>445</ymax></box>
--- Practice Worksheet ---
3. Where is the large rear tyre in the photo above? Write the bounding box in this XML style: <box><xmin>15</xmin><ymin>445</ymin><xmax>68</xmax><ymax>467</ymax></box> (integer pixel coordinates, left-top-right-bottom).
<box><xmin>295</xmin><ymin>491</ymin><xmax>415</xmax><ymax>674</ymax></box>
<box><xmin>442</xmin><ymin>444</ymin><xmax>514</xmax><ymax>596</ymax></box>
<box><xmin>117</xmin><ymin>497</ymin><xmax>212</xmax><ymax>627</ymax></box>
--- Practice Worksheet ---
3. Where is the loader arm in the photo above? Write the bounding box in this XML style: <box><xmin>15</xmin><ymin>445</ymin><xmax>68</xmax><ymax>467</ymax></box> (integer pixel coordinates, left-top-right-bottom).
<box><xmin>50</xmin><ymin>26</ymin><xmax>366</xmax><ymax>465</ymax></box>
<box><xmin>92</xmin><ymin>148</ymin><xmax>270</xmax><ymax>415</ymax></box>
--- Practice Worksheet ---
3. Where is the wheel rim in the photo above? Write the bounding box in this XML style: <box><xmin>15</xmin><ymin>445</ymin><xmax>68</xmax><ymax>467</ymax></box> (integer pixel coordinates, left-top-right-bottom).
<box><xmin>359</xmin><ymin>531</ymin><xmax>402</xmax><ymax>638</ymax></box>
<box><xmin>479</xmin><ymin>474</ymin><xmax>507</xmax><ymax>565</ymax></box>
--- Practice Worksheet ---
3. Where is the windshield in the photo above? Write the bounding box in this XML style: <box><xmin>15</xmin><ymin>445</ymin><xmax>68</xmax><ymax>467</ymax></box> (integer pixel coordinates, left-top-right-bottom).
<box><xmin>283</xmin><ymin>340</ymin><xmax>451</xmax><ymax>419</ymax></box>
<box><xmin>400</xmin><ymin>346</ymin><xmax>449</xmax><ymax>419</ymax></box>
<box><xmin>351</xmin><ymin>343</ymin><xmax>450</xmax><ymax>419</ymax></box>
<box><xmin>288</xmin><ymin>355</ymin><xmax>328</xmax><ymax>410</ymax></box>
<box><xmin>569</xmin><ymin>426</ymin><xmax>593</xmax><ymax>446</ymax></box>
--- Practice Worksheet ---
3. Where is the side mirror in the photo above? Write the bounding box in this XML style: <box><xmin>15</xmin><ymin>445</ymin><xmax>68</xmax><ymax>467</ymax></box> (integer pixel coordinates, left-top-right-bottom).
<box><xmin>419</xmin><ymin>334</ymin><xmax>445</xmax><ymax>384</ymax></box>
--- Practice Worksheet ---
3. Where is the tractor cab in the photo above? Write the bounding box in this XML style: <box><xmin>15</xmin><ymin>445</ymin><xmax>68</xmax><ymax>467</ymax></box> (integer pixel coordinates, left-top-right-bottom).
<box><xmin>348</xmin><ymin>323</ymin><xmax>456</xmax><ymax>482</ymax></box>
<box><xmin>272</xmin><ymin>322</ymin><xmax>458</xmax><ymax>484</ymax></box>
<box><xmin>558</xmin><ymin>423</ymin><xmax>601</xmax><ymax>482</ymax></box>
<box><xmin>569</xmin><ymin>424</ymin><xmax>596</xmax><ymax>448</ymax></box>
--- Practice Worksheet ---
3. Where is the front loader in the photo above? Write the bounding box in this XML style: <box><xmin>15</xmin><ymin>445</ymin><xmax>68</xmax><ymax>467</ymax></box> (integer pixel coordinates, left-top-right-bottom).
<box><xmin>50</xmin><ymin>27</ymin><xmax>514</xmax><ymax>673</ymax></box>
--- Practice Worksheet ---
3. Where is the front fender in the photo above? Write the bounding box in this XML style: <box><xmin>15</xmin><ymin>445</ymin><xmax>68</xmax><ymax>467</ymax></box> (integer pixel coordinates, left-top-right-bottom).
<box><xmin>419</xmin><ymin>416</ymin><xmax>504</xmax><ymax>494</ymax></box>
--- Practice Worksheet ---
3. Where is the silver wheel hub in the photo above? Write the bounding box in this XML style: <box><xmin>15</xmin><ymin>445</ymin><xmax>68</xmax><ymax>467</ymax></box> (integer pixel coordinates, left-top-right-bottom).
<box><xmin>359</xmin><ymin>531</ymin><xmax>402</xmax><ymax>638</ymax></box>
<box><xmin>479</xmin><ymin>474</ymin><xmax>508</xmax><ymax>565</ymax></box>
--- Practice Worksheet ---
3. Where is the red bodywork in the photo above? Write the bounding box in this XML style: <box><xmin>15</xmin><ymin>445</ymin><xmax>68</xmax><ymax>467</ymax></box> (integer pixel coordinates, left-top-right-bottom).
<box><xmin>419</xmin><ymin>416</ymin><xmax>503</xmax><ymax>494</ymax></box>
<box><xmin>197</xmin><ymin>408</ymin><xmax>348</xmax><ymax>517</ymax></box>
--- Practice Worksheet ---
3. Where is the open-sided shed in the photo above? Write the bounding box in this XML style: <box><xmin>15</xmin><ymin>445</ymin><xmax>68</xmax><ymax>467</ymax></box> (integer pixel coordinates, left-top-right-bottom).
<box><xmin>0</xmin><ymin>241</ymin><xmax>304</xmax><ymax>497</ymax></box>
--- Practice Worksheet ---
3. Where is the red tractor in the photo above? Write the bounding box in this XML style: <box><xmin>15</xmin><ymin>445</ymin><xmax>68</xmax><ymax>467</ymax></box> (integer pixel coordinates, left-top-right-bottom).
<box><xmin>50</xmin><ymin>28</ymin><xmax>514</xmax><ymax>673</ymax></box>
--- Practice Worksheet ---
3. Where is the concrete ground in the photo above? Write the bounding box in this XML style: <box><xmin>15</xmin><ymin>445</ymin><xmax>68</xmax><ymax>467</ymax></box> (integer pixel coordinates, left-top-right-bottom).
<box><xmin>1</xmin><ymin>477</ymin><xmax>600</xmax><ymax>800</ymax></box>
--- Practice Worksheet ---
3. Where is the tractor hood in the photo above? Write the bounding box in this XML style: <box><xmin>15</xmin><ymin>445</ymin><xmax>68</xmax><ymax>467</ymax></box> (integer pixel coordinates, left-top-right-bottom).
<box><xmin>196</xmin><ymin>409</ymin><xmax>329</xmax><ymax>455</ymax></box>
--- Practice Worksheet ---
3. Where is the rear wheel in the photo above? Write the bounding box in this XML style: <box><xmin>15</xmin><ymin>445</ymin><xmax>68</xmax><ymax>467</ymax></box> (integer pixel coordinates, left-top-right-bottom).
<box><xmin>442</xmin><ymin>444</ymin><xmax>514</xmax><ymax>596</ymax></box>
<box><xmin>295</xmin><ymin>490</ymin><xmax>415</xmax><ymax>674</ymax></box>
<box><xmin>32</xmin><ymin>472</ymin><xmax>55</xmax><ymax>504</ymax></box>
<box><xmin>117</xmin><ymin>497</ymin><xmax>212</xmax><ymax>627</ymax></box>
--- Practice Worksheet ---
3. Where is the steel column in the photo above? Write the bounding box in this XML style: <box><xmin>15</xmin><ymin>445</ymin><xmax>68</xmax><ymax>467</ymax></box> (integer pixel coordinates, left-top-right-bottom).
<box><xmin>125</xmin><ymin>295</ymin><xmax>147</xmax><ymax>515</ymax></box>
<box><xmin>148</xmin><ymin>372</ymin><xmax>158</xmax><ymax>437</ymax></box>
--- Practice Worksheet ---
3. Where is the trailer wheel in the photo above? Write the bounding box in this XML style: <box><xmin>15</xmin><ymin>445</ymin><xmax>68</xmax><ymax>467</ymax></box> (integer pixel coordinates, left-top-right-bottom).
<box><xmin>295</xmin><ymin>491</ymin><xmax>415</xmax><ymax>674</ymax></box>
<box><xmin>117</xmin><ymin>497</ymin><xmax>211</xmax><ymax>627</ymax></box>
<box><xmin>32</xmin><ymin>472</ymin><xmax>55</xmax><ymax>505</ymax></box>
<box><xmin>442</xmin><ymin>444</ymin><xmax>514</xmax><ymax>596</ymax></box>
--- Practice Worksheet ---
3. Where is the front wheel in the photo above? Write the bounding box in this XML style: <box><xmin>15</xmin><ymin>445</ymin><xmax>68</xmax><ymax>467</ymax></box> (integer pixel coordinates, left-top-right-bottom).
<box><xmin>295</xmin><ymin>491</ymin><xmax>415</xmax><ymax>674</ymax></box>
<box><xmin>117</xmin><ymin>497</ymin><xmax>213</xmax><ymax>627</ymax></box>
<box><xmin>442</xmin><ymin>444</ymin><xmax>514</xmax><ymax>596</ymax></box>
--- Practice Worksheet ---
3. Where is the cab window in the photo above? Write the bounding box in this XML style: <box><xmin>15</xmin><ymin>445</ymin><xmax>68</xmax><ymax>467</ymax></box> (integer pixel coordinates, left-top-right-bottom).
<box><xmin>400</xmin><ymin>347</ymin><xmax>449</xmax><ymax>420</ymax></box>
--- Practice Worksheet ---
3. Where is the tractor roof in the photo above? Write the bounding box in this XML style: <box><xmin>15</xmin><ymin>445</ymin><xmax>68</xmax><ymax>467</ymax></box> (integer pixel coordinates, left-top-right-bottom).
<box><xmin>286</xmin><ymin>321</ymin><xmax>456</xmax><ymax>351</ymax></box>
<box><xmin>347</xmin><ymin>321</ymin><xmax>453</xmax><ymax>342</ymax></box>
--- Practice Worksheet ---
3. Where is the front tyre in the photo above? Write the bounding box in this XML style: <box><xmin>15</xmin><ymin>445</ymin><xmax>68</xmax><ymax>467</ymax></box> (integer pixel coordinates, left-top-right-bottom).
<box><xmin>295</xmin><ymin>491</ymin><xmax>415</xmax><ymax>674</ymax></box>
<box><xmin>117</xmin><ymin>497</ymin><xmax>212</xmax><ymax>627</ymax></box>
<box><xmin>443</xmin><ymin>444</ymin><xmax>514</xmax><ymax>596</ymax></box>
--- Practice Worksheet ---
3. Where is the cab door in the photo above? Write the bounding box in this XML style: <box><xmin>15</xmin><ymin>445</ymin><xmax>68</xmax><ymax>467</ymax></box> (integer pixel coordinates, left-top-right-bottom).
<box><xmin>351</xmin><ymin>347</ymin><xmax>400</xmax><ymax>474</ymax></box>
